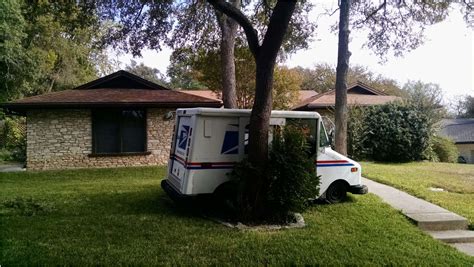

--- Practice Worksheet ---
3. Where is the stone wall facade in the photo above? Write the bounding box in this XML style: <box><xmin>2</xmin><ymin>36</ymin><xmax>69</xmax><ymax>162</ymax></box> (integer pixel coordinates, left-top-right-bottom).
<box><xmin>26</xmin><ymin>108</ymin><xmax>175</xmax><ymax>170</ymax></box>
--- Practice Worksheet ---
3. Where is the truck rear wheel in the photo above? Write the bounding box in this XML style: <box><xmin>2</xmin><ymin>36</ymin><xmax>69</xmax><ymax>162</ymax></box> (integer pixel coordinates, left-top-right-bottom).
<box><xmin>325</xmin><ymin>181</ymin><xmax>347</xmax><ymax>203</ymax></box>
<box><xmin>213</xmin><ymin>182</ymin><xmax>238</xmax><ymax>212</ymax></box>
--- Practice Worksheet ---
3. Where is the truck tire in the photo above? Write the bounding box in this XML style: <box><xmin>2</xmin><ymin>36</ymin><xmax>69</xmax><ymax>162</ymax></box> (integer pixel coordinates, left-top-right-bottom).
<box><xmin>213</xmin><ymin>182</ymin><xmax>238</xmax><ymax>212</ymax></box>
<box><xmin>325</xmin><ymin>181</ymin><xmax>348</xmax><ymax>204</ymax></box>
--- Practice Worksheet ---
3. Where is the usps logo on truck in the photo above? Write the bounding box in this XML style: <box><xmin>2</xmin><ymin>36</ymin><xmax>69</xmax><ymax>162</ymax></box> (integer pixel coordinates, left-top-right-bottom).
<box><xmin>178</xmin><ymin>125</ymin><xmax>190</xmax><ymax>150</ymax></box>
<box><xmin>221</xmin><ymin>124</ymin><xmax>239</xmax><ymax>155</ymax></box>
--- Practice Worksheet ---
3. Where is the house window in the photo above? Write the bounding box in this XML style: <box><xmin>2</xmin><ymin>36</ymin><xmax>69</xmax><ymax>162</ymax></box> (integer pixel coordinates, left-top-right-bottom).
<box><xmin>92</xmin><ymin>109</ymin><xmax>146</xmax><ymax>154</ymax></box>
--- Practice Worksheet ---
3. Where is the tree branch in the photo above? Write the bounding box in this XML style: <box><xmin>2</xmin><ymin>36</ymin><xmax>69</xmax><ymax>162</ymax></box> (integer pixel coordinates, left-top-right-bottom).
<box><xmin>362</xmin><ymin>0</ymin><xmax>387</xmax><ymax>24</ymax></box>
<box><xmin>207</xmin><ymin>0</ymin><xmax>260</xmax><ymax>57</ymax></box>
<box><xmin>260</xmin><ymin>0</ymin><xmax>297</xmax><ymax>61</ymax></box>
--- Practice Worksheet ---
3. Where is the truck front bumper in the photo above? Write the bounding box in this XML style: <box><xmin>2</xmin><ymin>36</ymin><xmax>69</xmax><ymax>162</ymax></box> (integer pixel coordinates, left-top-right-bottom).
<box><xmin>349</xmin><ymin>184</ymin><xmax>368</xmax><ymax>195</ymax></box>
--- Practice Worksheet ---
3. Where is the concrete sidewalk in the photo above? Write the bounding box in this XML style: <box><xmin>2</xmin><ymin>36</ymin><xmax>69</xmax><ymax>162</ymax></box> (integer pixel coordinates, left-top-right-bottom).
<box><xmin>363</xmin><ymin>178</ymin><xmax>474</xmax><ymax>257</ymax></box>
<box><xmin>0</xmin><ymin>162</ymin><xmax>25</xmax><ymax>172</ymax></box>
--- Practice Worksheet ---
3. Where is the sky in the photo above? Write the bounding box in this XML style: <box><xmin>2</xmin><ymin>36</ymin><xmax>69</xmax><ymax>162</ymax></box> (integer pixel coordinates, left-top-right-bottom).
<box><xmin>117</xmin><ymin>1</ymin><xmax>474</xmax><ymax>101</ymax></box>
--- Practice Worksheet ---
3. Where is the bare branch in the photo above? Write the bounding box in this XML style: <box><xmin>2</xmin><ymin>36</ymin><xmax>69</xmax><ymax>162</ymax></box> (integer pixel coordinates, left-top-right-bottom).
<box><xmin>362</xmin><ymin>0</ymin><xmax>387</xmax><ymax>24</ymax></box>
<box><xmin>328</xmin><ymin>7</ymin><xmax>340</xmax><ymax>16</ymax></box>
<box><xmin>207</xmin><ymin>0</ymin><xmax>260</xmax><ymax>57</ymax></box>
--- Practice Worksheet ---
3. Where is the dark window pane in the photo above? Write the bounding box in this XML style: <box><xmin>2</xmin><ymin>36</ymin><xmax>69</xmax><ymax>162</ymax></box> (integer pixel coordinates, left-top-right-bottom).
<box><xmin>93</xmin><ymin>111</ymin><xmax>121</xmax><ymax>153</ymax></box>
<box><xmin>122</xmin><ymin>110</ymin><xmax>146</xmax><ymax>152</ymax></box>
<box><xmin>92</xmin><ymin>109</ymin><xmax>146</xmax><ymax>153</ymax></box>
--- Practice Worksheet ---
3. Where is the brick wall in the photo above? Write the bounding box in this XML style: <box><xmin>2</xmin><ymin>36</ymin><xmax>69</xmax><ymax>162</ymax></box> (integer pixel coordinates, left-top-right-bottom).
<box><xmin>26</xmin><ymin>108</ymin><xmax>175</xmax><ymax>170</ymax></box>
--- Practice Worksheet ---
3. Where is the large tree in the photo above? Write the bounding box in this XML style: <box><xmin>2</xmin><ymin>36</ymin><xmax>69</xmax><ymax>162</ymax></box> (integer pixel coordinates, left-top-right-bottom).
<box><xmin>177</xmin><ymin>46</ymin><xmax>301</xmax><ymax>109</ymax></box>
<box><xmin>125</xmin><ymin>60</ymin><xmax>167</xmax><ymax>86</ymax></box>
<box><xmin>452</xmin><ymin>95</ymin><xmax>474</xmax><ymax>118</ymax></box>
<box><xmin>332</xmin><ymin>0</ymin><xmax>472</xmax><ymax>155</ymax></box>
<box><xmin>206</xmin><ymin>0</ymin><xmax>300</xmax><ymax>216</ymax></box>
<box><xmin>1</xmin><ymin>0</ymin><xmax>108</xmax><ymax>102</ymax></box>
<box><xmin>334</xmin><ymin>0</ymin><xmax>351</xmax><ymax>155</ymax></box>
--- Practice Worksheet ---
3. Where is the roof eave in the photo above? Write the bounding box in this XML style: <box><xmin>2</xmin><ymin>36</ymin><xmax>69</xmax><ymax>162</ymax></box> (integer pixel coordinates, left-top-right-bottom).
<box><xmin>0</xmin><ymin>101</ymin><xmax>223</xmax><ymax>113</ymax></box>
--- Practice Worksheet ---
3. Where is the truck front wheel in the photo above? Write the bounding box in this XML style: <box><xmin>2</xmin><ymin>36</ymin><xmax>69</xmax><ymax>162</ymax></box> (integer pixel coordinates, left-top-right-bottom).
<box><xmin>325</xmin><ymin>181</ymin><xmax>348</xmax><ymax>203</ymax></box>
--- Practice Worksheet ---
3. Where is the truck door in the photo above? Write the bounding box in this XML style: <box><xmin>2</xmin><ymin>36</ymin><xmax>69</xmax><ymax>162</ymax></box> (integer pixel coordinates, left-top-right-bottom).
<box><xmin>170</xmin><ymin>115</ymin><xmax>193</xmax><ymax>185</ymax></box>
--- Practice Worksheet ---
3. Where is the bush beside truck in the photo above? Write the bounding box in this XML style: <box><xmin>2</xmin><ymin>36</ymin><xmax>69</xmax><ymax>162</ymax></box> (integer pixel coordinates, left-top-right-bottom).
<box><xmin>347</xmin><ymin>102</ymin><xmax>457</xmax><ymax>163</ymax></box>
<box><xmin>231</xmin><ymin>125</ymin><xmax>319</xmax><ymax>223</ymax></box>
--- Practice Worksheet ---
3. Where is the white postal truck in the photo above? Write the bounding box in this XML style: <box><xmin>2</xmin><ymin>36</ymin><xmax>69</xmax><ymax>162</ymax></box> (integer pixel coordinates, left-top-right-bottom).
<box><xmin>161</xmin><ymin>108</ymin><xmax>368</xmax><ymax>203</ymax></box>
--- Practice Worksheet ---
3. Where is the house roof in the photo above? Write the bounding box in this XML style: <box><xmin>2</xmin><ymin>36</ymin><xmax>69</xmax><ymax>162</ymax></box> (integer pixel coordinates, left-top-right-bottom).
<box><xmin>181</xmin><ymin>89</ymin><xmax>318</xmax><ymax>104</ymax></box>
<box><xmin>298</xmin><ymin>90</ymin><xmax>318</xmax><ymax>102</ymax></box>
<box><xmin>181</xmin><ymin>90</ymin><xmax>222</xmax><ymax>102</ymax></box>
<box><xmin>75</xmin><ymin>70</ymin><xmax>169</xmax><ymax>90</ymax></box>
<box><xmin>293</xmin><ymin>81</ymin><xmax>400</xmax><ymax>110</ymax></box>
<box><xmin>1</xmin><ymin>70</ymin><xmax>222</xmax><ymax>113</ymax></box>
<box><xmin>439</xmin><ymin>119</ymin><xmax>474</xmax><ymax>144</ymax></box>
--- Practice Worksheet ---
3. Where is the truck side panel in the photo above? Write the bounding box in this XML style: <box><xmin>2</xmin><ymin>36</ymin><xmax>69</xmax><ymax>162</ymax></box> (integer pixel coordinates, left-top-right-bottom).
<box><xmin>183</xmin><ymin>116</ymin><xmax>244</xmax><ymax>195</ymax></box>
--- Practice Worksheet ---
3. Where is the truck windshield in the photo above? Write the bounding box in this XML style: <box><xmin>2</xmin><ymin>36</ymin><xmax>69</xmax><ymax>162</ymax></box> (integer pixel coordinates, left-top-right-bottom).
<box><xmin>319</xmin><ymin>122</ymin><xmax>330</xmax><ymax>147</ymax></box>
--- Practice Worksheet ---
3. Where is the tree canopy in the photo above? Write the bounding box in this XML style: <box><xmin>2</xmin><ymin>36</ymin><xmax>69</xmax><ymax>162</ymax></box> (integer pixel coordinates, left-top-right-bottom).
<box><xmin>125</xmin><ymin>60</ymin><xmax>167</xmax><ymax>86</ymax></box>
<box><xmin>171</xmin><ymin>46</ymin><xmax>300</xmax><ymax>109</ymax></box>
<box><xmin>452</xmin><ymin>95</ymin><xmax>474</xmax><ymax>118</ymax></box>
<box><xmin>349</xmin><ymin>0</ymin><xmax>472</xmax><ymax>59</ymax></box>
<box><xmin>293</xmin><ymin>63</ymin><xmax>403</xmax><ymax>96</ymax></box>
<box><xmin>0</xmin><ymin>0</ymin><xmax>109</xmax><ymax>102</ymax></box>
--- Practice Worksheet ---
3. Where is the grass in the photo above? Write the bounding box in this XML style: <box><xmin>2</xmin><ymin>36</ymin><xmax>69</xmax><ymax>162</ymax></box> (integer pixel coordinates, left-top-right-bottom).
<box><xmin>1</xmin><ymin>166</ymin><xmax>473</xmax><ymax>265</ymax></box>
<box><xmin>362</xmin><ymin>162</ymin><xmax>474</xmax><ymax>227</ymax></box>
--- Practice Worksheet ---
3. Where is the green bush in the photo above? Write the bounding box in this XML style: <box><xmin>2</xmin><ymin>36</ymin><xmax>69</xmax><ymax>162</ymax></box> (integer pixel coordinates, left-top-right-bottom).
<box><xmin>267</xmin><ymin>125</ymin><xmax>320</xmax><ymax>217</ymax></box>
<box><xmin>2</xmin><ymin>117</ymin><xmax>26</xmax><ymax>162</ymax></box>
<box><xmin>431</xmin><ymin>136</ymin><xmax>458</xmax><ymax>163</ymax></box>
<box><xmin>348</xmin><ymin>106</ymin><xmax>369</xmax><ymax>160</ymax></box>
<box><xmin>231</xmin><ymin>125</ymin><xmax>320</xmax><ymax>223</ymax></box>
<box><xmin>348</xmin><ymin>102</ymin><xmax>433</xmax><ymax>162</ymax></box>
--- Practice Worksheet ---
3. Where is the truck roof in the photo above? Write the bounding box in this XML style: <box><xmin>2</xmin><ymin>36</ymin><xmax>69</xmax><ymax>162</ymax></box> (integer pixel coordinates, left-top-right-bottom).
<box><xmin>176</xmin><ymin>108</ymin><xmax>321</xmax><ymax>119</ymax></box>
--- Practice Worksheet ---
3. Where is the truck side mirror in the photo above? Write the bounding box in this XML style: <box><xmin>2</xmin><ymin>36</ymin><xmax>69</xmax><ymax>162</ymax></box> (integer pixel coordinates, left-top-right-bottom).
<box><xmin>328</xmin><ymin>129</ymin><xmax>334</xmax><ymax>146</ymax></box>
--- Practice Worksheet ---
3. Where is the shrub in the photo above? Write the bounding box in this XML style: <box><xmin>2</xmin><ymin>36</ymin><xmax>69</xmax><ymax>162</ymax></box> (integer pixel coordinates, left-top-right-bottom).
<box><xmin>267</xmin><ymin>125</ymin><xmax>320</xmax><ymax>217</ymax></box>
<box><xmin>431</xmin><ymin>136</ymin><xmax>458</xmax><ymax>163</ymax></box>
<box><xmin>2</xmin><ymin>117</ymin><xmax>26</xmax><ymax>162</ymax></box>
<box><xmin>231</xmin><ymin>125</ymin><xmax>320</xmax><ymax>223</ymax></box>
<box><xmin>347</xmin><ymin>106</ymin><xmax>369</xmax><ymax>160</ymax></box>
<box><xmin>348</xmin><ymin>102</ymin><xmax>434</xmax><ymax>162</ymax></box>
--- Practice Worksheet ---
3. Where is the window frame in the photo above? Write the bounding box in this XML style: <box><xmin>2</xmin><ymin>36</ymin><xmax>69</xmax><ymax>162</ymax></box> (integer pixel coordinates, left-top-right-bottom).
<box><xmin>90</xmin><ymin>108</ymin><xmax>148</xmax><ymax>156</ymax></box>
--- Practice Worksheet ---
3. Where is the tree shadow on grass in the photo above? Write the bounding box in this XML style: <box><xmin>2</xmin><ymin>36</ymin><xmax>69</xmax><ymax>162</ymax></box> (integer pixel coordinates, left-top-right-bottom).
<box><xmin>78</xmin><ymin>187</ymin><xmax>221</xmax><ymax>222</ymax></box>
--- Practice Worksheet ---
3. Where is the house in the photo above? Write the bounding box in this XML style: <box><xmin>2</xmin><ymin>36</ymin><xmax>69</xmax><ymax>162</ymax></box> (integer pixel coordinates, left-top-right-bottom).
<box><xmin>1</xmin><ymin>70</ymin><xmax>222</xmax><ymax>170</ymax></box>
<box><xmin>439</xmin><ymin>119</ymin><xmax>474</xmax><ymax>164</ymax></box>
<box><xmin>293</xmin><ymin>81</ymin><xmax>401</xmax><ymax>116</ymax></box>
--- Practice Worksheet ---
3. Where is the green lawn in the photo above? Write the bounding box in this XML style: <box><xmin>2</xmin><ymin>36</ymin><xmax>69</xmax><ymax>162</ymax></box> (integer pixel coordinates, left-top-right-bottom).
<box><xmin>362</xmin><ymin>162</ymin><xmax>474</xmax><ymax>227</ymax></box>
<box><xmin>1</xmin><ymin>166</ymin><xmax>473</xmax><ymax>265</ymax></box>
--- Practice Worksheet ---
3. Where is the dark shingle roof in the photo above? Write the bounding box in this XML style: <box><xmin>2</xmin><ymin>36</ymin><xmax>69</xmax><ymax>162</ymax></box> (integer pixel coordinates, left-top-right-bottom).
<box><xmin>1</xmin><ymin>70</ymin><xmax>222</xmax><ymax>113</ymax></box>
<box><xmin>439</xmin><ymin>119</ymin><xmax>474</xmax><ymax>144</ymax></box>
<box><xmin>293</xmin><ymin>81</ymin><xmax>400</xmax><ymax>110</ymax></box>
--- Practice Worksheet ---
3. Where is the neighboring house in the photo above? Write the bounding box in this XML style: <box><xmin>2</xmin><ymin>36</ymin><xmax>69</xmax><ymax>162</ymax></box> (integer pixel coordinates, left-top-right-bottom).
<box><xmin>293</xmin><ymin>81</ymin><xmax>401</xmax><ymax>116</ymax></box>
<box><xmin>439</xmin><ymin>119</ymin><xmax>474</xmax><ymax>164</ymax></box>
<box><xmin>1</xmin><ymin>70</ymin><xmax>222</xmax><ymax>170</ymax></box>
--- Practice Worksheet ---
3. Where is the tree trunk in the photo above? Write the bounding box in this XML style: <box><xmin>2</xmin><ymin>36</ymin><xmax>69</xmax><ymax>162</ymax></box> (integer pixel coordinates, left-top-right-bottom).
<box><xmin>216</xmin><ymin>0</ymin><xmax>240</xmax><ymax>109</ymax></box>
<box><xmin>206</xmin><ymin>0</ymin><xmax>297</xmax><ymax>220</ymax></box>
<box><xmin>334</xmin><ymin>0</ymin><xmax>351</xmax><ymax>156</ymax></box>
<box><xmin>244</xmin><ymin>1</ymin><xmax>297</xmax><ymax>218</ymax></box>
